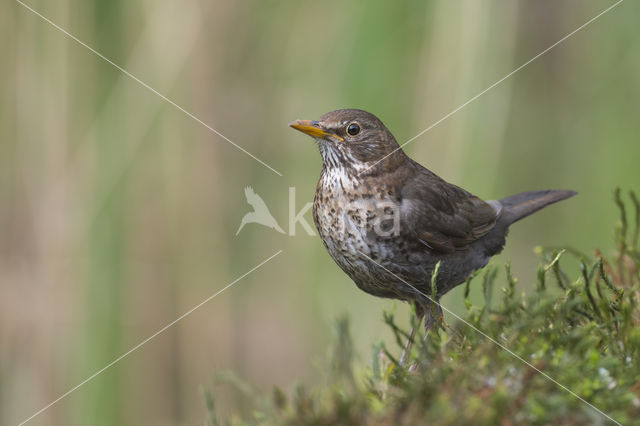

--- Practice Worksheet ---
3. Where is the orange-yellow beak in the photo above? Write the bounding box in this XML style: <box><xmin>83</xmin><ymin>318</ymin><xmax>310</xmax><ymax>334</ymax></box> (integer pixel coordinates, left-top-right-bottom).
<box><xmin>289</xmin><ymin>120</ymin><xmax>343</xmax><ymax>141</ymax></box>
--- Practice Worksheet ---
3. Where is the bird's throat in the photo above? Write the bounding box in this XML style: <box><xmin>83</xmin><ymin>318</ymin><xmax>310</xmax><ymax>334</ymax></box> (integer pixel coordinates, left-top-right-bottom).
<box><xmin>318</xmin><ymin>141</ymin><xmax>398</xmax><ymax>177</ymax></box>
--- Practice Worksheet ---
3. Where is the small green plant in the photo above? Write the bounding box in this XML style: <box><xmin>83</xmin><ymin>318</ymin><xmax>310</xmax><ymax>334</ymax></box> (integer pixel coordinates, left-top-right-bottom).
<box><xmin>205</xmin><ymin>190</ymin><xmax>640</xmax><ymax>425</ymax></box>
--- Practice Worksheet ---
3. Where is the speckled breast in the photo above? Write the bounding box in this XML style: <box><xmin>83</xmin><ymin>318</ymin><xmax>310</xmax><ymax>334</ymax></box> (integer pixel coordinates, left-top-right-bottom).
<box><xmin>312</xmin><ymin>167</ymin><xmax>410</xmax><ymax>298</ymax></box>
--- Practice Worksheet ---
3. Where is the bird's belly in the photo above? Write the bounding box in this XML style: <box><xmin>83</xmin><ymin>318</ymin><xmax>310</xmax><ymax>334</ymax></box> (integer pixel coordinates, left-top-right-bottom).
<box><xmin>313</xmin><ymin>180</ymin><xmax>411</xmax><ymax>298</ymax></box>
<box><xmin>318</xmin><ymin>217</ymin><xmax>398</xmax><ymax>297</ymax></box>
<box><xmin>314</xmin><ymin>198</ymin><xmax>372</xmax><ymax>270</ymax></box>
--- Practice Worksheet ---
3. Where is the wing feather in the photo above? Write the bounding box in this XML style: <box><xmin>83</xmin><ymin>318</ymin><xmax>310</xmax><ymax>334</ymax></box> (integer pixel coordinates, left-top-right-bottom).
<box><xmin>400</xmin><ymin>164</ymin><xmax>499</xmax><ymax>253</ymax></box>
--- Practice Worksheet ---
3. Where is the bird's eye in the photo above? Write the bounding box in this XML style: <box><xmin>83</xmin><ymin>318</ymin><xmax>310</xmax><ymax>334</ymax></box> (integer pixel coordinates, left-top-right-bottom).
<box><xmin>347</xmin><ymin>122</ymin><xmax>361</xmax><ymax>136</ymax></box>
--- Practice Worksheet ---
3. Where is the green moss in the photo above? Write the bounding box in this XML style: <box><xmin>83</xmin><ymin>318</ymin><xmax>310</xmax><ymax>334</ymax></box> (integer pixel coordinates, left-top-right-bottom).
<box><xmin>206</xmin><ymin>191</ymin><xmax>640</xmax><ymax>425</ymax></box>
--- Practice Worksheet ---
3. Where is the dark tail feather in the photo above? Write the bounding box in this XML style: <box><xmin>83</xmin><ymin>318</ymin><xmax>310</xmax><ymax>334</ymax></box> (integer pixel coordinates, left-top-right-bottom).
<box><xmin>499</xmin><ymin>190</ymin><xmax>577</xmax><ymax>225</ymax></box>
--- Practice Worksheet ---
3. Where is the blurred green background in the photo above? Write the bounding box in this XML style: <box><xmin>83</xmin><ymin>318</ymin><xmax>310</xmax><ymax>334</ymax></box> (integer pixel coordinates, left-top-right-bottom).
<box><xmin>1</xmin><ymin>0</ymin><xmax>638</xmax><ymax>424</ymax></box>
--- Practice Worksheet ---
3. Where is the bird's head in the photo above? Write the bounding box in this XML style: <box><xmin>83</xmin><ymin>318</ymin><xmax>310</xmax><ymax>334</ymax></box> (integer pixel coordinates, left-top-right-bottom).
<box><xmin>289</xmin><ymin>109</ymin><xmax>406</xmax><ymax>173</ymax></box>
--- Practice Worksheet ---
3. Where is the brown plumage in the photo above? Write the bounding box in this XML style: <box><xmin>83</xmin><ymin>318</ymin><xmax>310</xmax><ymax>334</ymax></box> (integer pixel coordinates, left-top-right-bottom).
<box><xmin>290</xmin><ymin>109</ymin><xmax>576</xmax><ymax>330</ymax></box>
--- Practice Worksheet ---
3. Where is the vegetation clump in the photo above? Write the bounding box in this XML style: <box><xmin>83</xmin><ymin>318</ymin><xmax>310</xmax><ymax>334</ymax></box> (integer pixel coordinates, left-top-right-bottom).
<box><xmin>206</xmin><ymin>190</ymin><xmax>640</xmax><ymax>425</ymax></box>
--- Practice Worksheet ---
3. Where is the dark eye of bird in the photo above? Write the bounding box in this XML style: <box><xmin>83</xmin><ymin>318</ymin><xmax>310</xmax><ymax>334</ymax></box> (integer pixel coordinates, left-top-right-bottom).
<box><xmin>347</xmin><ymin>122</ymin><xmax>361</xmax><ymax>136</ymax></box>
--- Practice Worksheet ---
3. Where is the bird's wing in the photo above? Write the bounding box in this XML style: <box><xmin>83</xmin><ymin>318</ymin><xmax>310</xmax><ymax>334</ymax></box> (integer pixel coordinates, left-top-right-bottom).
<box><xmin>399</xmin><ymin>166</ymin><xmax>499</xmax><ymax>253</ymax></box>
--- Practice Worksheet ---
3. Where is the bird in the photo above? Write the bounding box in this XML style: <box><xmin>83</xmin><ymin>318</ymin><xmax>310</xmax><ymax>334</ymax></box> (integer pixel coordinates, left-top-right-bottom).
<box><xmin>289</xmin><ymin>108</ymin><xmax>576</xmax><ymax>333</ymax></box>
<box><xmin>236</xmin><ymin>186</ymin><xmax>285</xmax><ymax>235</ymax></box>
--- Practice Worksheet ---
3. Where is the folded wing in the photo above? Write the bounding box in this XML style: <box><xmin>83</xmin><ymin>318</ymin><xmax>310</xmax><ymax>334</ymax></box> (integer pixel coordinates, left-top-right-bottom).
<box><xmin>400</xmin><ymin>165</ymin><xmax>499</xmax><ymax>253</ymax></box>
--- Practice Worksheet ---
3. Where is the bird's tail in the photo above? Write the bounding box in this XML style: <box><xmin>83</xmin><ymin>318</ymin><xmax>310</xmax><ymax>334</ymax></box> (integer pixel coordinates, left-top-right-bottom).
<box><xmin>499</xmin><ymin>190</ymin><xmax>577</xmax><ymax>226</ymax></box>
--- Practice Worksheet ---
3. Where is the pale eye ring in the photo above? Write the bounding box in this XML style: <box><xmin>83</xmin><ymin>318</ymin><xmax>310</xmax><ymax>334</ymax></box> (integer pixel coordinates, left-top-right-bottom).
<box><xmin>346</xmin><ymin>122</ymin><xmax>361</xmax><ymax>136</ymax></box>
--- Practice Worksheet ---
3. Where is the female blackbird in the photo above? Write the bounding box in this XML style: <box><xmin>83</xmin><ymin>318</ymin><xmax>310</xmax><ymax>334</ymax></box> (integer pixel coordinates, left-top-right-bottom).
<box><xmin>290</xmin><ymin>109</ymin><xmax>575</xmax><ymax>330</ymax></box>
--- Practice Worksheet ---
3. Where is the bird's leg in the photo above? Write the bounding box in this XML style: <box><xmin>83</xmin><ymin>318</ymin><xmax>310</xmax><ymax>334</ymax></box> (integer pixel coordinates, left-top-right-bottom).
<box><xmin>399</xmin><ymin>321</ymin><xmax>419</xmax><ymax>366</ymax></box>
<box><xmin>402</xmin><ymin>302</ymin><xmax>443</xmax><ymax>372</ymax></box>
<box><xmin>423</xmin><ymin>301</ymin><xmax>444</xmax><ymax>333</ymax></box>
<box><xmin>399</xmin><ymin>304</ymin><xmax>424</xmax><ymax>366</ymax></box>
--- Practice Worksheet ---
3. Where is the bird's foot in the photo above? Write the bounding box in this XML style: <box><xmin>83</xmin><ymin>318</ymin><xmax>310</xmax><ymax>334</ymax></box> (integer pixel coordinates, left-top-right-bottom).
<box><xmin>399</xmin><ymin>325</ymin><xmax>416</xmax><ymax>366</ymax></box>
<box><xmin>399</xmin><ymin>310</ymin><xmax>425</xmax><ymax>367</ymax></box>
